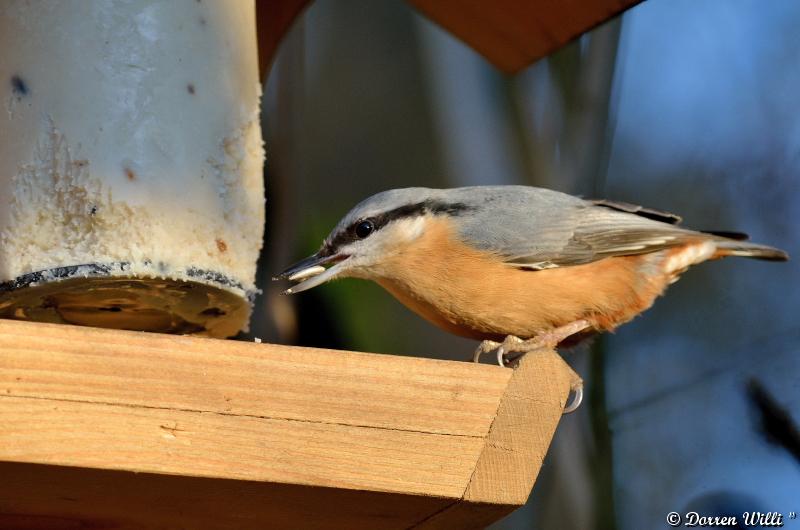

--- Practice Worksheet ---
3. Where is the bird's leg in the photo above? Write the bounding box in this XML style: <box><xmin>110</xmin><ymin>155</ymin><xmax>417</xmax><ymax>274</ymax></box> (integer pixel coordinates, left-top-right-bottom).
<box><xmin>472</xmin><ymin>321</ymin><xmax>590</xmax><ymax>414</ymax></box>
<box><xmin>499</xmin><ymin>319</ymin><xmax>592</xmax><ymax>367</ymax></box>
<box><xmin>473</xmin><ymin>320</ymin><xmax>592</xmax><ymax>366</ymax></box>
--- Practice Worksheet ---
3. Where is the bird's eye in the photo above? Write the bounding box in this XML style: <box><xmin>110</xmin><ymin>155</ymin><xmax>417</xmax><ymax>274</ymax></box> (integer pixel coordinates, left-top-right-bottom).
<box><xmin>355</xmin><ymin>220</ymin><xmax>375</xmax><ymax>239</ymax></box>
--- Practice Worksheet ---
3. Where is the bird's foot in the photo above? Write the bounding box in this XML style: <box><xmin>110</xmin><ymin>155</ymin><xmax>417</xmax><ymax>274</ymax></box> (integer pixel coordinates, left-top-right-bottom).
<box><xmin>500</xmin><ymin>320</ymin><xmax>591</xmax><ymax>367</ymax></box>
<box><xmin>472</xmin><ymin>320</ymin><xmax>591</xmax><ymax>367</ymax></box>
<box><xmin>472</xmin><ymin>320</ymin><xmax>591</xmax><ymax>414</ymax></box>
<box><xmin>472</xmin><ymin>336</ymin><xmax>523</xmax><ymax>363</ymax></box>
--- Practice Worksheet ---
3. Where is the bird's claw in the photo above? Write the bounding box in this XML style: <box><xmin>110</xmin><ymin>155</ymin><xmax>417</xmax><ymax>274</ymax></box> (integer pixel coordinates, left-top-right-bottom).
<box><xmin>472</xmin><ymin>339</ymin><xmax>500</xmax><ymax>363</ymax></box>
<box><xmin>496</xmin><ymin>336</ymin><xmax>525</xmax><ymax>367</ymax></box>
<box><xmin>563</xmin><ymin>383</ymin><xmax>583</xmax><ymax>414</ymax></box>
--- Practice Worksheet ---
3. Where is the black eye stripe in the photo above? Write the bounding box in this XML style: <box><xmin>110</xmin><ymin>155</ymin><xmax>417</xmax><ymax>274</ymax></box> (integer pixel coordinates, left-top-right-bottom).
<box><xmin>324</xmin><ymin>200</ymin><xmax>473</xmax><ymax>252</ymax></box>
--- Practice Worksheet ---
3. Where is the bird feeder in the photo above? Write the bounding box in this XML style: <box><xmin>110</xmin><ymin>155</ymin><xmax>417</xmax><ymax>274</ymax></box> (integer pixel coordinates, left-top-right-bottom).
<box><xmin>0</xmin><ymin>319</ymin><xmax>581</xmax><ymax>530</ymax></box>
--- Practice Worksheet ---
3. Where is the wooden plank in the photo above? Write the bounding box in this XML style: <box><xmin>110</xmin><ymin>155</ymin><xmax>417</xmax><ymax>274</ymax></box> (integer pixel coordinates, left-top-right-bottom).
<box><xmin>1</xmin><ymin>397</ymin><xmax>482</xmax><ymax>496</ymax></box>
<box><xmin>0</xmin><ymin>320</ymin><xmax>509</xmax><ymax>437</ymax></box>
<box><xmin>0</xmin><ymin>320</ymin><xmax>576</xmax><ymax>528</ymax></box>
<box><xmin>407</xmin><ymin>0</ymin><xmax>642</xmax><ymax>72</ymax></box>
<box><xmin>414</xmin><ymin>350</ymin><xmax>581</xmax><ymax>529</ymax></box>
<box><xmin>0</xmin><ymin>462</ymin><xmax>452</xmax><ymax>530</ymax></box>
<box><xmin>465</xmin><ymin>350</ymin><xmax>580</xmax><ymax>504</ymax></box>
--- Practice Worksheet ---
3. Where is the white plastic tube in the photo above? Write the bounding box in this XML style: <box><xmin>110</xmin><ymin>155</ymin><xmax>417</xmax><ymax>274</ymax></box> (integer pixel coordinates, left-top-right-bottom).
<box><xmin>0</xmin><ymin>0</ymin><xmax>264</xmax><ymax>337</ymax></box>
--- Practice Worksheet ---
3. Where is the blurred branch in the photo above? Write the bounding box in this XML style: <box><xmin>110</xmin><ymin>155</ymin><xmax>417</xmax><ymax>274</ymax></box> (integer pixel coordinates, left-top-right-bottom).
<box><xmin>516</xmin><ymin>18</ymin><xmax>622</xmax><ymax>196</ymax></box>
<box><xmin>586</xmin><ymin>18</ymin><xmax>623</xmax><ymax>530</ymax></box>
<box><xmin>747</xmin><ymin>378</ymin><xmax>800</xmax><ymax>466</ymax></box>
<box><xmin>589</xmin><ymin>335</ymin><xmax>618</xmax><ymax>530</ymax></box>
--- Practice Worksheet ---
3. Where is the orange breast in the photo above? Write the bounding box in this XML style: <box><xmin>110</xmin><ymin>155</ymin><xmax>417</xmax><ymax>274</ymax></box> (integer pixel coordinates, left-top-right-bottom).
<box><xmin>372</xmin><ymin>217</ymin><xmax>674</xmax><ymax>341</ymax></box>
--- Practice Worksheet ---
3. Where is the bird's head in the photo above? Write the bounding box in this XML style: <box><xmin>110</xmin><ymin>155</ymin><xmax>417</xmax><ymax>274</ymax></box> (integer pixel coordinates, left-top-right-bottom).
<box><xmin>275</xmin><ymin>187</ymin><xmax>472</xmax><ymax>294</ymax></box>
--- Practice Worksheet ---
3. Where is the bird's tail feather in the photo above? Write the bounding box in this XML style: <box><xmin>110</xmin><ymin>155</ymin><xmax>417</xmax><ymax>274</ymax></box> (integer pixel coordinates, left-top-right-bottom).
<box><xmin>713</xmin><ymin>239</ymin><xmax>789</xmax><ymax>261</ymax></box>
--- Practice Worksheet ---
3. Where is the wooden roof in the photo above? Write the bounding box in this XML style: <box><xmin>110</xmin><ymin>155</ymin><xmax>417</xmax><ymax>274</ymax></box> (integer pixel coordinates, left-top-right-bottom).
<box><xmin>258</xmin><ymin>0</ymin><xmax>642</xmax><ymax>77</ymax></box>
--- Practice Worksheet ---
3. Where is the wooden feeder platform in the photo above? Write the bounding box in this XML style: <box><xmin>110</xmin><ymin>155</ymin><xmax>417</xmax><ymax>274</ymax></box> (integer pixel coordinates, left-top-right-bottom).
<box><xmin>0</xmin><ymin>320</ymin><xmax>578</xmax><ymax>529</ymax></box>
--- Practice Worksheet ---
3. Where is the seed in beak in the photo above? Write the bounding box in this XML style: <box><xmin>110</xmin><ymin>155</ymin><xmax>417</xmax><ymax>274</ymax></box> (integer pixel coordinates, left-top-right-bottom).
<box><xmin>287</xmin><ymin>265</ymin><xmax>326</xmax><ymax>282</ymax></box>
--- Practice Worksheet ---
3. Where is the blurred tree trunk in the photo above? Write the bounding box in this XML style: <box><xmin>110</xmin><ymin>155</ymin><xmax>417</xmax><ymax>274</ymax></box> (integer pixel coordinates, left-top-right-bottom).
<box><xmin>515</xmin><ymin>20</ymin><xmax>622</xmax><ymax>197</ymax></box>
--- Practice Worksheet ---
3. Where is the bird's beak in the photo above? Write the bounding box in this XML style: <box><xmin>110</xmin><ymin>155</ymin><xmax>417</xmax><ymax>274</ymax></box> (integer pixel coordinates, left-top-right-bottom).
<box><xmin>273</xmin><ymin>252</ymin><xmax>348</xmax><ymax>294</ymax></box>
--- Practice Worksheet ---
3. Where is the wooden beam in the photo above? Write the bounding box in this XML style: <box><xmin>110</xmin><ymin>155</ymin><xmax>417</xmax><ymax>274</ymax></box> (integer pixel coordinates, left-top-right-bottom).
<box><xmin>257</xmin><ymin>0</ymin><xmax>642</xmax><ymax>79</ymax></box>
<box><xmin>416</xmin><ymin>340</ymin><xmax>582</xmax><ymax>529</ymax></box>
<box><xmin>257</xmin><ymin>0</ymin><xmax>312</xmax><ymax>79</ymax></box>
<box><xmin>0</xmin><ymin>320</ymin><xmax>578</xmax><ymax>529</ymax></box>
<box><xmin>408</xmin><ymin>0</ymin><xmax>641</xmax><ymax>72</ymax></box>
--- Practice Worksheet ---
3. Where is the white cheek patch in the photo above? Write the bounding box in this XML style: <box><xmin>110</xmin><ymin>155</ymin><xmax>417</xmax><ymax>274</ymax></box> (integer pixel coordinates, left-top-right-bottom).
<box><xmin>393</xmin><ymin>216</ymin><xmax>427</xmax><ymax>242</ymax></box>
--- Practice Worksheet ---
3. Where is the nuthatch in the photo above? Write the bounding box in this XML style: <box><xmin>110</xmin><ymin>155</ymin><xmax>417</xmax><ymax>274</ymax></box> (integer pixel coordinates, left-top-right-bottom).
<box><xmin>276</xmin><ymin>186</ymin><xmax>788</xmax><ymax>413</ymax></box>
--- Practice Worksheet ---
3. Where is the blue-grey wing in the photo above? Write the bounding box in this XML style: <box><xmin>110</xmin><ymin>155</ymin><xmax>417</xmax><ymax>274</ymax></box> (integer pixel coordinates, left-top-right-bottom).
<box><xmin>451</xmin><ymin>186</ymin><xmax>705</xmax><ymax>269</ymax></box>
